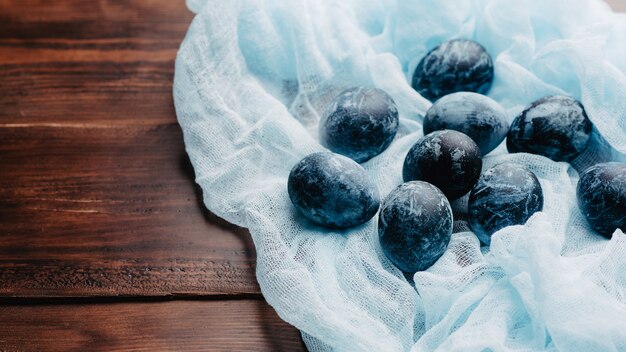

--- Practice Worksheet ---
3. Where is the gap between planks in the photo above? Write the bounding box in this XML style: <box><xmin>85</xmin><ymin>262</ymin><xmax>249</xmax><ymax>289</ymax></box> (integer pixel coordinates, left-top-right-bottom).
<box><xmin>0</xmin><ymin>121</ymin><xmax>179</xmax><ymax>129</ymax></box>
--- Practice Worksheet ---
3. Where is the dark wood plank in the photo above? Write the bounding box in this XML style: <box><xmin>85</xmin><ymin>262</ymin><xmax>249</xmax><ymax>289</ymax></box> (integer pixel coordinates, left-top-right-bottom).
<box><xmin>0</xmin><ymin>0</ymin><xmax>193</xmax><ymax>125</ymax></box>
<box><xmin>0</xmin><ymin>124</ymin><xmax>259</xmax><ymax>297</ymax></box>
<box><xmin>0</xmin><ymin>299</ymin><xmax>305</xmax><ymax>351</ymax></box>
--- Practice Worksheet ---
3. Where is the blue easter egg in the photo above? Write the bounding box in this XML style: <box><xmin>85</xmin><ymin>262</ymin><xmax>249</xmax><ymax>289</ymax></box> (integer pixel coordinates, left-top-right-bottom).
<box><xmin>468</xmin><ymin>162</ymin><xmax>544</xmax><ymax>244</ymax></box>
<box><xmin>424</xmin><ymin>92</ymin><xmax>509</xmax><ymax>156</ymax></box>
<box><xmin>378</xmin><ymin>181</ymin><xmax>453</xmax><ymax>272</ymax></box>
<box><xmin>288</xmin><ymin>152</ymin><xmax>380</xmax><ymax>228</ymax></box>
<box><xmin>403</xmin><ymin>130</ymin><xmax>482</xmax><ymax>200</ymax></box>
<box><xmin>412</xmin><ymin>39</ymin><xmax>494</xmax><ymax>102</ymax></box>
<box><xmin>320</xmin><ymin>87</ymin><xmax>399</xmax><ymax>163</ymax></box>
<box><xmin>507</xmin><ymin>95</ymin><xmax>593</xmax><ymax>162</ymax></box>
<box><xmin>577</xmin><ymin>162</ymin><xmax>626</xmax><ymax>237</ymax></box>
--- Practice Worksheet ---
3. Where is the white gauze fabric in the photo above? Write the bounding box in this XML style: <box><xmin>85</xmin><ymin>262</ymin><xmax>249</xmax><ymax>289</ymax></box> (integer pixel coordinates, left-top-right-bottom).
<box><xmin>173</xmin><ymin>0</ymin><xmax>626</xmax><ymax>350</ymax></box>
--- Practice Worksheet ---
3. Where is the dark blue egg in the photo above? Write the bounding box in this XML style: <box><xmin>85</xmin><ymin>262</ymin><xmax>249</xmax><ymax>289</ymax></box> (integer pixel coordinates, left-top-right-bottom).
<box><xmin>288</xmin><ymin>152</ymin><xmax>380</xmax><ymax>228</ymax></box>
<box><xmin>412</xmin><ymin>39</ymin><xmax>494</xmax><ymax>102</ymax></box>
<box><xmin>319</xmin><ymin>87</ymin><xmax>399</xmax><ymax>163</ymax></box>
<box><xmin>403</xmin><ymin>130</ymin><xmax>482</xmax><ymax>200</ymax></box>
<box><xmin>507</xmin><ymin>95</ymin><xmax>593</xmax><ymax>162</ymax></box>
<box><xmin>378</xmin><ymin>181</ymin><xmax>453</xmax><ymax>272</ymax></box>
<box><xmin>424</xmin><ymin>92</ymin><xmax>509</xmax><ymax>156</ymax></box>
<box><xmin>577</xmin><ymin>162</ymin><xmax>626</xmax><ymax>237</ymax></box>
<box><xmin>468</xmin><ymin>163</ymin><xmax>544</xmax><ymax>244</ymax></box>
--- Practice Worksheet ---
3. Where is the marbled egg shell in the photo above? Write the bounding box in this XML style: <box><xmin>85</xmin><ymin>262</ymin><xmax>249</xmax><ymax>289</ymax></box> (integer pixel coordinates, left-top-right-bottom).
<box><xmin>468</xmin><ymin>163</ymin><xmax>544</xmax><ymax>244</ymax></box>
<box><xmin>507</xmin><ymin>95</ymin><xmax>593</xmax><ymax>162</ymax></box>
<box><xmin>288</xmin><ymin>152</ymin><xmax>380</xmax><ymax>228</ymax></box>
<box><xmin>577</xmin><ymin>162</ymin><xmax>626</xmax><ymax>237</ymax></box>
<box><xmin>412</xmin><ymin>39</ymin><xmax>494</xmax><ymax>102</ymax></box>
<box><xmin>378</xmin><ymin>181</ymin><xmax>453</xmax><ymax>272</ymax></box>
<box><xmin>424</xmin><ymin>92</ymin><xmax>509</xmax><ymax>156</ymax></box>
<box><xmin>403</xmin><ymin>130</ymin><xmax>482</xmax><ymax>200</ymax></box>
<box><xmin>320</xmin><ymin>87</ymin><xmax>399</xmax><ymax>163</ymax></box>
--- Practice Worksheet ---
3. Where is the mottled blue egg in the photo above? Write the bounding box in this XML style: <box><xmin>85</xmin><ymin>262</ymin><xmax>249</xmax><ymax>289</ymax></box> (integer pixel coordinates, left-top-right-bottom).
<box><xmin>424</xmin><ymin>92</ymin><xmax>509</xmax><ymax>156</ymax></box>
<box><xmin>507</xmin><ymin>95</ymin><xmax>593</xmax><ymax>162</ymax></box>
<box><xmin>288</xmin><ymin>152</ymin><xmax>380</xmax><ymax>228</ymax></box>
<box><xmin>468</xmin><ymin>163</ymin><xmax>544</xmax><ymax>244</ymax></box>
<box><xmin>412</xmin><ymin>39</ymin><xmax>494</xmax><ymax>102</ymax></box>
<box><xmin>319</xmin><ymin>87</ymin><xmax>399</xmax><ymax>163</ymax></box>
<box><xmin>577</xmin><ymin>162</ymin><xmax>626</xmax><ymax>237</ymax></box>
<box><xmin>403</xmin><ymin>130</ymin><xmax>482</xmax><ymax>200</ymax></box>
<box><xmin>378</xmin><ymin>181</ymin><xmax>453</xmax><ymax>272</ymax></box>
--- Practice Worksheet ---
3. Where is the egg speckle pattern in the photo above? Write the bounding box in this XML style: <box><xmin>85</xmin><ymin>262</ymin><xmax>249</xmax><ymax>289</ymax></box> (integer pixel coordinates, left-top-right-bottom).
<box><xmin>507</xmin><ymin>95</ymin><xmax>593</xmax><ymax>162</ymax></box>
<box><xmin>577</xmin><ymin>162</ymin><xmax>626</xmax><ymax>237</ymax></box>
<box><xmin>424</xmin><ymin>92</ymin><xmax>509</xmax><ymax>156</ymax></box>
<box><xmin>412</xmin><ymin>39</ymin><xmax>494</xmax><ymax>101</ymax></box>
<box><xmin>469</xmin><ymin>163</ymin><xmax>544</xmax><ymax>244</ymax></box>
<box><xmin>320</xmin><ymin>87</ymin><xmax>399</xmax><ymax>163</ymax></box>
<box><xmin>288</xmin><ymin>152</ymin><xmax>380</xmax><ymax>228</ymax></box>
<box><xmin>378</xmin><ymin>181</ymin><xmax>453</xmax><ymax>273</ymax></box>
<box><xmin>403</xmin><ymin>130</ymin><xmax>482</xmax><ymax>200</ymax></box>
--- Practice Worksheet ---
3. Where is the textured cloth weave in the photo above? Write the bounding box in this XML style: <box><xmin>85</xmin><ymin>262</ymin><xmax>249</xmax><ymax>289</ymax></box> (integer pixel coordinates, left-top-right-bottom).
<box><xmin>174</xmin><ymin>0</ymin><xmax>626</xmax><ymax>350</ymax></box>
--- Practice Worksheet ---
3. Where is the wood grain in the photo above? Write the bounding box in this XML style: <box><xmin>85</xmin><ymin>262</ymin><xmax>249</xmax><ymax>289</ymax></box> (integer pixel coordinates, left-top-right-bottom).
<box><xmin>0</xmin><ymin>0</ymin><xmax>261</xmax><ymax>298</ymax></box>
<box><xmin>0</xmin><ymin>299</ymin><xmax>306</xmax><ymax>352</ymax></box>
<box><xmin>0</xmin><ymin>0</ymin><xmax>193</xmax><ymax>125</ymax></box>
<box><xmin>0</xmin><ymin>124</ymin><xmax>260</xmax><ymax>297</ymax></box>
<box><xmin>0</xmin><ymin>1</ymin><xmax>304</xmax><ymax>348</ymax></box>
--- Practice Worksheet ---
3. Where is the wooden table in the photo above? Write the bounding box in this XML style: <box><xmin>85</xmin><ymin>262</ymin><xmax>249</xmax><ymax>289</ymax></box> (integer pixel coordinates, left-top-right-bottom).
<box><xmin>1</xmin><ymin>1</ymin><xmax>623</xmax><ymax>351</ymax></box>
<box><xmin>0</xmin><ymin>1</ymin><xmax>304</xmax><ymax>350</ymax></box>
